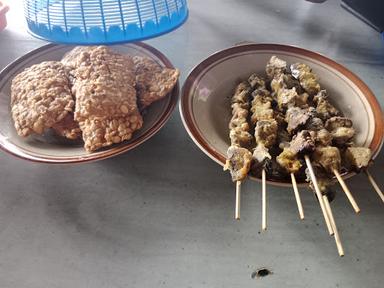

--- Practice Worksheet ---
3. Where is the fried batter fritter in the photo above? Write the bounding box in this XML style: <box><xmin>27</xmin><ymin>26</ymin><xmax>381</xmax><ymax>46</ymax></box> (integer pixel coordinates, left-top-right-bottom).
<box><xmin>67</xmin><ymin>46</ymin><xmax>143</xmax><ymax>152</ymax></box>
<box><xmin>133</xmin><ymin>56</ymin><xmax>179</xmax><ymax>109</ymax></box>
<box><xmin>51</xmin><ymin>113</ymin><xmax>82</xmax><ymax>140</ymax></box>
<box><xmin>11</xmin><ymin>61</ymin><xmax>74</xmax><ymax>137</ymax></box>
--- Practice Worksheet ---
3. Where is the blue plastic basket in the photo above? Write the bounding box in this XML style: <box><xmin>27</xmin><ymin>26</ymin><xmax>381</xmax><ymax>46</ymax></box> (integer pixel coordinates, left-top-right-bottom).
<box><xmin>23</xmin><ymin>0</ymin><xmax>188</xmax><ymax>44</ymax></box>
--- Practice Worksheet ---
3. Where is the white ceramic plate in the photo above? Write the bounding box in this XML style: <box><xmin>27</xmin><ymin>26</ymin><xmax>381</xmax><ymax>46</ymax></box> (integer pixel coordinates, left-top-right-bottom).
<box><xmin>0</xmin><ymin>43</ymin><xmax>179</xmax><ymax>163</ymax></box>
<box><xmin>180</xmin><ymin>44</ymin><xmax>383</xmax><ymax>186</ymax></box>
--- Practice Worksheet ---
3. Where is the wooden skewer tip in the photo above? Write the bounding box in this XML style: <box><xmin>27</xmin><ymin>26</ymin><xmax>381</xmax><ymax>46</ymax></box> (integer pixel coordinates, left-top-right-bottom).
<box><xmin>291</xmin><ymin>173</ymin><xmax>305</xmax><ymax>220</ymax></box>
<box><xmin>333</xmin><ymin>169</ymin><xmax>360</xmax><ymax>214</ymax></box>
<box><xmin>365</xmin><ymin>169</ymin><xmax>384</xmax><ymax>203</ymax></box>
<box><xmin>323</xmin><ymin>195</ymin><xmax>345</xmax><ymax>257</ymax></box>
<box><xmin>304</xmin><ymin>156</ymin><xmax>334</xmax><ymax>236</ymax></box>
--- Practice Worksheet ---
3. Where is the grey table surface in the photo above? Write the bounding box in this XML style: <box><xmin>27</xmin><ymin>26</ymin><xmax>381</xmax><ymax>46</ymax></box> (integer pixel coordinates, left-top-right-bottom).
<box><xmin>0</xmin><ymin>1</ymin><xmax>383</xmax><ymax>287</ymax></box>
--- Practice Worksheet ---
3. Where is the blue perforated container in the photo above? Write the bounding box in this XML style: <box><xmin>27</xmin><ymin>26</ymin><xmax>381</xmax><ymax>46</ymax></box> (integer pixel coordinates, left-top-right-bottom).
<box><xmin>23</xmin><ymin>0</ymin><xmax>188</xmax><ymax>44</ymax></box>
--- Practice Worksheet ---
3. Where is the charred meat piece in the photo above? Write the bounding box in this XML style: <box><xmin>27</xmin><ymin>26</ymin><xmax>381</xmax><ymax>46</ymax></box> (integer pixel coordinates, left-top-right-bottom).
<box><xmin>248</xmin><ymin>73</ymin><xmax>265</xmax><ymax>89</ymax></box>
<box><xmin>305</xmin><ymin>116</ymin><xmax>324</xmax><ymax>131</ymax></box>
<box><xmin>266</xmin><ymin>56</ymin><xmax>287</xmax><ymax>79</ymax></box>
<box><xmin>325</xmin><ymin>116</ymin><xmax>355</xmax><ymax>146</ymax></box>
<box><xmin>313</xmin><ymin>128</ymin><xmax>333</xmax><ymax>146</ymax></box>
<box><xmin>274</xmin><ymin>110</ymin><xmax>286</xmax><ymax>127</ymax></box>
<box><xmin>290</xmin><ymin>63</ymin><xmax>320</xmax><ymax>96</ymax></box>
<box><xmin>289</xmin><ymin>130</ymin><xmax>315</xmax><ymax>155</ymax></box>
<box><xmin>275</xmin><ymin>88</ymin><xmax>308</xmax><ymax>111</ymax></box>
<box><xmin>277</xmin><ymin>88</ymin><xmax>299</xmax><ymax>110</ymax></box>
<box><xmin>228</xmin><ymin>82</ymin><xmax>253</xmax><ymax>147</ymax></box>
<box><xmin>224</xmin><ymin>146</ymin><xmax>253</xmax><ymax>182</ymax></box>
<box><xmin>255</xmin><ymin>119</ymin><xmax>278</xmax><ymax>148</ymax></box>
<box><xmin>277</xmin><ymin>129</ymin><xmax>291</xmax><ymax>150</ymax></box>
<box><xmin>285</xmin><ymin>106</ymin><xmax>312</xmax><ymax>134</ymax></box>
<box><xmin>305</xmin><ymin>165</ymin><xmax>333</xmax><ymax>195</ymax></box>
<box><xmin>296</xmin><ymin>92</ymin><xmax>309</xmax><ymax>108</ymax></box>
<box><xmin>312</xmin><ymin>146</ymin><xmax>341</xmax><ymax>174</ymax></box>
<box><xmin>11</xmin><ymin>61</ymin><xmax>74</xmax><ymax>137</ymax></box>
<box><xmin>282</xmin><ymin>73</ymin><xmax>304</xmax><ymax>94</ymax></box>
<box><xmin>325</xmin><ymin>116</ymin><xmax>353</xmax><ymax>130</ymax></box>
<box><xmin>232</xmin><ymin>81</ymin><xmax>251</xmax><ymax>104</ymax></box>
<box><xmin>344</xmin><ymin>147</ymin><xmax>372</xmax><ymax>171</ymax></box>
<box><xmin>276</xmin><ymin>148</ymin><xmax>302</xmax><ymax>174</ymax></box>
<box><xmin>251</xmin><ymin>144</ymin><xmax>272</xmax><ymax>173</ymax></box>
<box><xmin>270</xmin><ymin>73</ymin><xmax>309</xmax><ymax>110</ymax></box>
<box><xmin>230</xmin><ymin>127</ymin><xmax>253</xmax><ymax>147</ymax></box>
<box><xmin>314</xmin><ymin>90</ymin><xmax>340</xmax><ymax>121</ymax></box>
<box><xmin>313</xmin><ymin>89</ymin><xmax>327</xmax><ymax>104</ymax></box>
<box><xmin>229</xmin><ymin>103</ymin><xmax>249</xmax><ymax>130</ymax></box>
<box><xmin>267</xmin><ymin>158</ymin><xmax>290</xmax><ymax>180</ymax></box>
<box><xmin>250</xmin><ymin>88</ymin><xmax>274</xmax><ymax>124</ymax></box>
<box><xmin>270</xmin><ymin>73</ymin><xmax>285</xmax><ymax>98</ymax></box>
<box><xmin>331</xmin><ymin>127</ymin><xmax>355</xmax><ymax>146</ymax></box>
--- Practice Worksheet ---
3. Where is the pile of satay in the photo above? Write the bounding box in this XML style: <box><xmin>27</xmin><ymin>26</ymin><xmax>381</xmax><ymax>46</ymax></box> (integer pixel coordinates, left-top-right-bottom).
<box><xmin>224</xmin><ymin>56</ymin><xmax>383</xmax><ymax>256</ymax></box>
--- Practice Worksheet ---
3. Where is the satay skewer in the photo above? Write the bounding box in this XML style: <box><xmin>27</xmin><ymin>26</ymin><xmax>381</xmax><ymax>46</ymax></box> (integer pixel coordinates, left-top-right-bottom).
<box><xmin>268</xmin><ymin>58</ymin><xmax>310</xmax><ymax>221</ymax></box>
<box><xmin>364</xmin><ymin>169</ymin><xmax>384</xmax><ymax>203</ymax></box>
<box><xmin>253</xmin><ymin>143</ymin><xmax>273</xmax><ymax>231</ymax></box>
<box><xmin>304</xmin><ymin>155</ymin><xmax>334</xmax><ymax>235</ymax></box>
<box><xmin>291</xmin><ymin>173</ymin><xmax>305</xmax><ymax>220</ymax></box>
<box><xmin>224</xmin><ymin>81</ymin><xmax>253</xmax><ymax>220</ymax></box>
<box><xmin>248</xmin><ymin>74</ymin><xmax>278</xmax><ymax>231</ymax></box>
<box><xmin>333</xmin><ymin>169</ymin><xmax>360</xmax><ymax>213</ymax></box>
<box><xmin>323</xmin><ymin>195</ymin><xmax>344</xmax><ymax>257</ymax></box>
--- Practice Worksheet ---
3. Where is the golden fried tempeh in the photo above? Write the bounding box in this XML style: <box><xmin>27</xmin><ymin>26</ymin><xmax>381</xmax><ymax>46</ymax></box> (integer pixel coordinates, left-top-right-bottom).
<box><xmin>133</xmin><ymin>56</ymin><xmax>179</xmax><ymax>109</ymax></box>
<box><xmin>66</xmin><ymin>46</ymin><xmax>143</xmax><ymax>152</ymax></box>
<box><xmin>51</xmin><ymin>113</ymin><xmax>82</xmax><ymax>140</ymax></box>
<box><xmin>11</xmin><ymin>61</ymin><xmax>74</xmax><ymax>137</ymax></box>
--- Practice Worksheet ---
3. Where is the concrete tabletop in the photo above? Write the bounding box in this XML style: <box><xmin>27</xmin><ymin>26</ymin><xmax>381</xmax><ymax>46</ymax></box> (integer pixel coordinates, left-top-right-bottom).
<box><xmin>0</xmin><ymin>1</ymin><xmax>383</xmax><ymax>287</ymax></box>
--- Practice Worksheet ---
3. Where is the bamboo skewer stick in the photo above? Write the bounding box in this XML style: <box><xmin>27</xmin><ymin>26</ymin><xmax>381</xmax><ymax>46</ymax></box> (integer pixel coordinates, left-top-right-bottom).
<box><xmin>304</xmin><ymin>155</ymin><xmax>334</xmax><ymax>235</ymax></box>
<box><xmin>262</xmin><ymin>169</ymin><xmax>267</xmax><ymax>231</ymax></box>
<box><xmin>365</xmin><ymin>169</ymin><xmax>384</xmax><ymax>203</ymax></box>
<box><xmin>235</xmin><ymin>181</ymin><xmax>241</xmax><ymax>220</ymax></box>
<box><xmin>323</xmin><ymin>195</ymin><xmax>345</xmax><ymax>257</ymax></box>
<box><xmin>291</xmin><ymin>173</ymin><xmax>304</xmax><ymax>220</ymax></box>
<box><xmin>333</xmin><ymin>169</ymin><xmax>360</xmax><ymax>213</ymax></box>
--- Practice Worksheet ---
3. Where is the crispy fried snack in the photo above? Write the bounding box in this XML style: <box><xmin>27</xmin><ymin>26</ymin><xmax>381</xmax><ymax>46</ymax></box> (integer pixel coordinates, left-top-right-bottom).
<box><xmin>68</xmin><ymin>46</ymin><xmax>143</xmax><ymax>152</ymax></box>
<box><xmin>51</xmin><ymin>113</ymin><xmax>82</xmax><ymax>140</ymax></box>
<box><xmin>133</xmin><ymin>56</ymin><xmax>179</xmax><ymax>109</ymax></box>
<box><xmin>224</xmin><ymin>145</ymin><xmax>253</xmax><ymax>182</ymax></box>
<box><xmin>11</xmin><ymin>61</ymin><xmax>74</xmax><ymax>137</ymax></box>
<box><xmin>61</xmin><ymin>46</ymin><xmax>92</xmax><ymax>69</ymax></box>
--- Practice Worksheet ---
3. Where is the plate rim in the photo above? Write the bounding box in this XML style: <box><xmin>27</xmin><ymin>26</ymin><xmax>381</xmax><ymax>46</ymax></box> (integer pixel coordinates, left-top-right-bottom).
<box><xmin>180</xmin><ymin>43</ymin><xmax>384</xmax><ymax>185</ymax></box>
<box><xmin>0</xmin><ymin>42</ymin><xmax>179</xmax><ymax>164</ymax></box>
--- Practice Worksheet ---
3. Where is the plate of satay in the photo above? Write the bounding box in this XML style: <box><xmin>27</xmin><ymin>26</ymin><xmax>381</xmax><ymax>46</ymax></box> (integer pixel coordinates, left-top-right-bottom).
<box><xmin>180</xmin><ymin>43</ymin><xmax>384</xmax><ymax>256</ymax></box>
<box><xmin>0</xmin><ymin>43</ymin><xmax>179</xmax><ymax>163</ymax></box>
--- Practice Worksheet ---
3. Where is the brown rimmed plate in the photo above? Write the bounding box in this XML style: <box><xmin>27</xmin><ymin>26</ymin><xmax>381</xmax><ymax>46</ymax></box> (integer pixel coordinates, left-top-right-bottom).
<box><xmin>0</xmin><ymin>43</ymin><xmax>179</xmax><ymax>163</ymax></box>
<box><xmin>180</xmin><ymin>43</ymin><xmax>383</xmax><ymax>187</ymax></box>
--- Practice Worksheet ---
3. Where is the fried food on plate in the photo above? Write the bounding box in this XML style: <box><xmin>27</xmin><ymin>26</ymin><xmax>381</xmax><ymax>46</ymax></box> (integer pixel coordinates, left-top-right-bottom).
<box><xmin>69</xmin><ymin>46</ymin><xmax>143</xmax><ymax>152</ymax></box>
<box><xmin>10</xmin><ymin>46</ymin><xmax>179</xmax><ymax>153</ymax></box>
<box><xmin>11</xmin><ymin>61</ymin><xmax>74</xmax><ymax>137</ymax></box>
<box><xmin>51</xmin><ymin>113</ymin><xmax>82</xmax><ymax>140</ymax></box>
<box><xmin>133</xmin><ymin>56</ymin><xmax>179</xmax><ymax>109</ymax></box>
